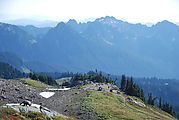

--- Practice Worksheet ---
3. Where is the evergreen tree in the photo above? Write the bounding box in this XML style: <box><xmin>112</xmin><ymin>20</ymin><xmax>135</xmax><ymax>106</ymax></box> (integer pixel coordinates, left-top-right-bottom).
<box><xmin>121</xmin><ymin>74</ymin><xmax>126</xmax><ymax>91</ymax></box>
<box><xmin>125</xmin><ymin>77</ymin><xmax>134</xmax><ymax>95</ymax></box>
<box><xmin>29</xmin><ymin>73</ymin><xmax>58</xmax><ymax>86</ymax></box>
<box><xmin>147</xmin><ymin>93</ymin><xmax>152</xmax><ymax>105</ymax></box>
<box><xmin>140</xmin><ymin>89</ymin><xmax>146</xmax><ymax>102</ymax></box>
<box><xmin>160</xmin><ymin>100</ymin><xmax>176</xmax><ymax>117</ymax></box>
<box><xmin>147</xmin><ymin>93</ymin><xmax>156</xmax><ymax>105</ymax></box>
<box><xmin>159</xmin><ymin>97</ymin><xmax>162</xmax><ymax>108</ymax></box>
<box><xmin>121</xmin><ymin>76</ymin><xmax>145</xmax><ymax>102</ymax></box>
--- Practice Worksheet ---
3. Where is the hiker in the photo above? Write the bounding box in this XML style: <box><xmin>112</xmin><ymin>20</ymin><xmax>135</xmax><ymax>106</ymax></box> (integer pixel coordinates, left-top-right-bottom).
<box><xmin>39</xmin><ymin>103</ymin><xmax>50</xmax><ymax>113</ymax></box>
<box><xmin>39</xmin><ymin>103</ymin><xmax>43</xmax><ymax>113</ymax></box>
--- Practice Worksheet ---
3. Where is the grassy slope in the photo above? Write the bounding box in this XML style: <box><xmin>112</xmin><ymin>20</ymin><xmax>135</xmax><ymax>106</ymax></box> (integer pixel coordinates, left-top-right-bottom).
<box><xmin>81</xmin><ymin>90</ymin><xmax>177</xmax><ymax>120</ymax></box>
<box><xmin>0</xmin><ymin>108</ymin><xmax>77</xmax><ymax>120</ymax></box>
<box><xmin>55</xmin><ymin>77</ymin><xmax>71</xmax><ymax>85</ymax></box>
<box><xmin>18</xmin><ymin>78</ymin><xmax>52</xmax><ymax>88</ymax></box>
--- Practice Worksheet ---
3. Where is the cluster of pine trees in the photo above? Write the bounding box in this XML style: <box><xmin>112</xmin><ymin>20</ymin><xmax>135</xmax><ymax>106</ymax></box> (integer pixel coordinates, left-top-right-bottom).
<box><xmin>147</xmin><ymin>93</ymin><xmax>156</xmax><ymax>105</ymax></box>
<box><xmin>0</xmin><ymin>62</ymin><xmax>24</xmax><ymax>79</ymax></box>
<box><xmin>29</xmin><ymin>73</ymin><xmax>58</xmax><ymax>86</ymax></box>
<box><xmin>38</xmin><ymin>72</ymin><xmax>74</xmax><ymax>79</ymax></box>
<box><xmin>120</xmin><ymin>74</ymin><xmax>176</xmax><ymax>117</ymax></box>
<box><xmin>159</xmin><ymin>97</ymin><xmax>176</xmax><ymax>117</ymax></box>
<box><xmin>70</xmin><ymin>71</ymin><xmax>114</xmax><ymax>87</ymax></box>
<box><xmin>147</xmin><ymin>91</ymin><xmax>176</xmax><ymax>117</ymax></box>
<box><xmin>120</xmin><ymin>75</ymin><xmax>145</xmax><ymax>102</ymax></box>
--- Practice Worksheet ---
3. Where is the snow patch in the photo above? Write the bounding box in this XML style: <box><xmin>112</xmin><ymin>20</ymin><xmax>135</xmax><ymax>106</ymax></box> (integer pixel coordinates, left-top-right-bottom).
<box><xmin>103</xmin><ymin>39</ymin><xmax>113</xmax><ymax>46</ymax></box>
<box><xmin>165</xmin><ymin>83</ymin><xmax>169</xmax><ymax>86</ymax></box>
<box><xmin>31</xmin><ymin>104</ymin><xmax>41</xmax><ymax>109</ymax></box>
<box><xmin>6</xmin><ymin>103</ymin><xmax>20</xmax><ymax>106</ymax></box>
<box><xmin>29</xmin><ymin>39</ymin><xmax>37</xmax><ymax>44</ymax></box>
<box><xmin>39</xmin><ymin>92</ymin><xmax>55</xmax><ymax>98</ymax></box>
<box><xmin>48</xmin><ymin>88</ymin><xmax>71</xmax><ymax>91</ymax></box>
<box><xmin>6</xmin><ymin>103</ymin><xmax>40</xmax><ymax>109</ymax></box>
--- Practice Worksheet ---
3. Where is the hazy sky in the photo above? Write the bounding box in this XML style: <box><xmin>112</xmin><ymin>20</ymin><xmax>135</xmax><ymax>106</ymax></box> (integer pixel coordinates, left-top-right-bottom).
<box><xmin>0</xmin><ymin>0</ymin><xmax>179</xmax><ymax>23</ymax></box>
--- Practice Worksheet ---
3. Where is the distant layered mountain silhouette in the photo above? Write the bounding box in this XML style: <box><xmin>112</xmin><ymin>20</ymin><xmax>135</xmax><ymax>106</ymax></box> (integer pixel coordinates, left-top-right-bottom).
<box><xmin>0</xmin><ymin>16</ymin><xmax>179</xmax><ymax>78</ymax></box>
<box><xmin>0</xmin><ymin>62</ymin><xmax>24</xmax><ymax>79</ymax></box>
<box><xmin>19</xmin><ymin>25</ymin><xmax>51</xmax><ymax>38</ymax></box>
<box><xmin>5</xmin><ymin>19</ymin><xmax>58</xmax><ymax>27</ymax></box>
<box><xmin>0</xmin><ymin>52</ymin><xmax>23</xmax><ymax>70</ymax></box>
<box><xmin>0</xmin><ymin>22</ymin><xmax>35</xmax><ymax>59</ymax></box>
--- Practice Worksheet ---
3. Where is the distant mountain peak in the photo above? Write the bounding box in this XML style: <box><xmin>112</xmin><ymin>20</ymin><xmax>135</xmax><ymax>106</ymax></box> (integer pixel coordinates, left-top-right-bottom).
<box><xmin>103</xmin><ymin>16</ymin><xmax>117</xmax><ymax>20</ymax></box>
<box><xmin>96</xmin><ymin>16</ymin><xmax>122</xmax><ymax>24</ymax></box>
<box><xmin>25</xmin><ymin>25</ymin><xmax>35</xmax><ymax>27</ymax></box>
<box><xmin>56</xmin><ymin>22</ymin><xmax>66</xmax><ymax>28</ymax></box>
<box><xmin>155</xmin><ymin>20</ymin><xmax>176</xmax><ymax>27</ymax></box>
<box><xmin>161</xmin><ymin>20</ymin><xmax>170</xmax><ymax>23</ymax></box>
<box><xmin>67</xmin><ymin>19</ymin><xmax>78</xmax><ymax>24</ymax></box>
<box><xmin>160</xmin><ymin>20</ymin><xmax>173</xmax><ymax>25</ymax></box>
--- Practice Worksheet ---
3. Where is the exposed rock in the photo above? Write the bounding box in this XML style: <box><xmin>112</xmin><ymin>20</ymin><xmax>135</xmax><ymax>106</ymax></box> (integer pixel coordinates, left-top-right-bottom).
<box><xmin>0</xmin><ymin>95</ymin><xmax>6</xmax><ymax>99</ymax></box>
<box><xmin>127</xmin><ymin>97</ymin><xmax>146</xmax><ymax>107</ymax></box>
<box><xmin>1</xmin><ymin>103</ymin><xmax>66</xmax><ymax>117</ymax></box>
<box><xmin>0</xmin><ymin>79</ymin><xmax>85</xmax><ymax>119</ymax></box>
<box><xmin>83</xmin><ymin>82</ymin><xmax>119</xmax><ymax>92</ymax></box>
<box><xmin>0</xmin><ymin>79</ymin><xmax>43</xmax><ymax>105</ymax></box>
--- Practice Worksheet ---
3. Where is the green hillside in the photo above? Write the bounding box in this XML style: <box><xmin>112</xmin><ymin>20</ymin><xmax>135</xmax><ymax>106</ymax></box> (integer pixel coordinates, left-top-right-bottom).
<box><xmin>0</xmin><ymin>108</ymin><xmax>76</xmax><ymax>120</ymax></box>
<box><xmin>80</xmin><ymin>90</ymin><xmax>177</xmax><ymax>120</ymax></box>
<box><xmin>55</xmin><ymin>77</ymin><xmax>71</xmax><ymax>85</ymax></box>
<box><xmin>18</xmin><ymin>78</ymin><xmax>53</xmax><ymax>88</ymax></box>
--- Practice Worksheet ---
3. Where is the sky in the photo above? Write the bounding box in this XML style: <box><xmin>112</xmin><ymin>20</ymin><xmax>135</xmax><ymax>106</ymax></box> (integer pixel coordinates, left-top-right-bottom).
<box><xmin>0</xmin><ymin>0</ymin><xmax>179</xmax><ymax>23</ymax></box>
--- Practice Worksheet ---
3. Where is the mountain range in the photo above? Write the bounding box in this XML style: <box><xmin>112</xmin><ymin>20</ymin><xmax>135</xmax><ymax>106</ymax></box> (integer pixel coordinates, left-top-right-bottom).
<box><xmin>0</xmin><ymin>16</ymin><xmax>179</xmax><ymax>78</ymax></box>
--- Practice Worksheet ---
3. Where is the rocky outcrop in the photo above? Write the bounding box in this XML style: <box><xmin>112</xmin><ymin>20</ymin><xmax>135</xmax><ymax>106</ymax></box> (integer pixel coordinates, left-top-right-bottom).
<box><xmin>1</xmin><ymin>103</ymin><xmax>66</xmax><ymax>117</ymax></box>
<box><xmin>0</xmin><ymin>79</ymin><xmax>43</xmax><ymax>104</ymax></box>
<box><xmin>83</xmin><ymin>82</ymin><xmax>119</xmax><ymax>92</ymax></box>
<box><xmin>0</xmin><ymin>79</ymin><xmax>84</xmax><ymax>119</ymax></box>
<box><xmin>127</xmin><ymin>97</ymin><xmax>146</xmax><ymax>107</ymax></box>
